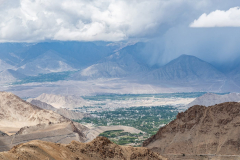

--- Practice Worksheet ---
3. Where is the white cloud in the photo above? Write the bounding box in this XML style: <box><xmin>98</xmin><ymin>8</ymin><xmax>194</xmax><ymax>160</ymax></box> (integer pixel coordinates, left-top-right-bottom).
<box><xmin>0</xmin><ymin>0</ymin><xmax>170</xmax><ymax>42</ymax></box>
<box><xmin>0</xmin><ymin>0</ymin><xmax>239</xmax><ymax>42</ymax></box>
<box><xmin>190</xmin><ymin>7</ymin><xmax>240</xmax><ymax>27</ymax></box>
<box><xmin>0</xmin><ymin>0</ymin><xmax>218</xmax><ymax>42</ymax></box>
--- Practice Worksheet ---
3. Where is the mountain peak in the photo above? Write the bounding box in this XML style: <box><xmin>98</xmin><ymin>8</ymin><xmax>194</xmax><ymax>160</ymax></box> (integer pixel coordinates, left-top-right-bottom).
<box><xmin>144</xmin><ymin>54</ymin><xmax>225</xmax><ymax>83</ymax></box>
<box><xmin>170</xmin><ymin>54</ymin><xmax>204</xmax><ymax>64</ymax></box>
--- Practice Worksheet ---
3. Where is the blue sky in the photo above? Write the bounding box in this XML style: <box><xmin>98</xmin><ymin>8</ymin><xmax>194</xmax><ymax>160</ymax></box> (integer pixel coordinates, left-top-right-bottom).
<box><xmin>1</xmin><ymin>0</ymin><xmax>240</xmax><ymax>64</ymax></box>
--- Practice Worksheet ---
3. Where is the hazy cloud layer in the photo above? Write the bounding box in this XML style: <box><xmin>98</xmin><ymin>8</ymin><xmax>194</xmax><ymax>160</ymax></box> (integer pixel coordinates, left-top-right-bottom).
<box><xmin>190</xmin><ymin>7</ymin><xmax>240</xmax><ymax>27</ymax></box>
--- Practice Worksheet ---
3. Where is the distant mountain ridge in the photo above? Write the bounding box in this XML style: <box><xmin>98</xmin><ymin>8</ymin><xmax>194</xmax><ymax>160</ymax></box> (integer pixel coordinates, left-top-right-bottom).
<box><xmin>17</xmin><ymin>51</ymin><xmax>75</xmax><ymax>76</ymax></box>
<box><xmin>0</xmin><ymin>59</ymin><xmax>14</xmax><ymax>71</ymax></box>
<box><xmin>0</xmin><ymin>42</ymin><xmax>117</xmax><ymax>68</ymax></box>
<box><xmin>71</xmin><ymin>51</ymin><xmax>149</xmax><ymax>80</ymax></box>
<box><xmin>1</xmin><ymin>42</ymin><xmax>240</xmax><ymax>92</ymax></box>
<box><xmin>28</xmin><ymin>99</ymin><xmax>91</xmax><ymax>120</ymax></box>
<box><xmin>144</xmin><ymin>55</ymin><xmax>226</xmax><ymax>82</ymax></box>
<box><xmin>29</xmin><ymin>93</ymin><xmax>88</xmax><ymax>109</ymax></box>
<box><xmin>186</xmin><ymin>92</ymin><xmax>240</xmax><ymax>108</ymax></box>
<box><xmin>0</xmin><ymin>69</ymin><xmax>26</xmax><ymax>83</ymax></box>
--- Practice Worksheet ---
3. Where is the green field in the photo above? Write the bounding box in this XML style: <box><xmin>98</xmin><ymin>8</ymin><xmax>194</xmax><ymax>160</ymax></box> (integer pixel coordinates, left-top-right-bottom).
<box><xmin>75</xmin><ymin>105</ymin><xmax>178</xmax><ymax>135</ymax></box>
<box><xmin>99</xmin><ymin>130</ymin><xmax>145</xmax><ymax>146</ymax></box>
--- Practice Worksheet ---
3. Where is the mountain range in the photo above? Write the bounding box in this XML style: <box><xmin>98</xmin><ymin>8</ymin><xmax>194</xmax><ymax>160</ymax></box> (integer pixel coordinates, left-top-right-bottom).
<box><xmin>17</xmin><ymin>51</ymin><xmax>75</xmax><ymax>76</ymax></box>
<box><xmin>0</xmin><ymin>42</ymin><xmax>240</xmax><ymax>92</ymax></box>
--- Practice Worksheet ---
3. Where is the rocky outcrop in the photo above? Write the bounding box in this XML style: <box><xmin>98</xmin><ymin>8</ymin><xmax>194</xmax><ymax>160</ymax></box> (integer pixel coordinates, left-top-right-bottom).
<box><xmin>143</xmin><ymin>102</ymin><xmax>240</xmax><ymax>156</ymax></box>
<box><xmin>0</xmin><ymin>137</ymin><xmax>167</xmax><ymax>160</ymax></box>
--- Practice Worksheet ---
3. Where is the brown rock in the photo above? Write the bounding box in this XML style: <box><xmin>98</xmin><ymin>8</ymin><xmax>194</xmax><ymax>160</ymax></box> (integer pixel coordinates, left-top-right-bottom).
<box><xmin>0</xmin><ymin>137</ymin><xmax>167</xmax><ymax>160</ymax></box>
<box><xmin>143</xmin><ymin>102</ymin><xmax>240</xmax><ymax>156</ymax></box>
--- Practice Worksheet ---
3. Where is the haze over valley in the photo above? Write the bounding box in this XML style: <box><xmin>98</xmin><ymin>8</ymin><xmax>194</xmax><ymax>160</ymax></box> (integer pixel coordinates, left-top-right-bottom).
<box><xmin>1</xmin><ymin>0</ymin><xmax>240</xmax><ymax>159</ymax></box>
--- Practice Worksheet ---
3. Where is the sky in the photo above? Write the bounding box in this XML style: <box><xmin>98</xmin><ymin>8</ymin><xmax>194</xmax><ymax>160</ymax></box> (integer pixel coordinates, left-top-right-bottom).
<box><xmin>0</xmin><ymin>0</ymin><xmax>240</xmax><ymax>65</ymax></box>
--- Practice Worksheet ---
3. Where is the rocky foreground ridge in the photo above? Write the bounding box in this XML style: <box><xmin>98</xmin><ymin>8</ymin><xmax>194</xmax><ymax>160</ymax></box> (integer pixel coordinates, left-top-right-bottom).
<box><xmin>0</xmin><ymin>92</ymin><xmax>68</xmax><ymax>129</ymax></box>
<box><xmin>143</xmin><ymin>102</ymin><xmax>240</xmax><ymax>156</ymax></box>
<box><xmin>0</xmin><ymin>92</ymin><xmax>88</xmax><ymax>152</ymax></box>
<box><xmin>0</xmin><ymin>137</ymin><xmax>167</xmax><ymax>160</ymax></box>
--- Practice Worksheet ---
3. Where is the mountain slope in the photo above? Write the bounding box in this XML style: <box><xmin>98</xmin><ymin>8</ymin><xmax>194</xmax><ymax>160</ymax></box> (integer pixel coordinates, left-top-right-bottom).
<box><xmin>0</xmin><ymin>92</ymin><xmax>89</xmax><ymax>152</ymax></box>
<box><xmin>229</xmin><ymin>65</ymin><xmax>240</xmax><ymax>86</ymax></box>
<box><xmin>0</xmin><ymin>137</ymin><xmax>167</xmax><ymax>160</ymax></box>
<box><xmin>0</xmin><ymin>42</ymin><xmax>116</xmax><ymax>68</ymax></box>
<box><xmin>0</xmin><ymin>131</ymin><xmax>8</xmax><ymax>137</ymax></box>
<box><xmin>143</xmin><ymin>102</ymin><xmax>240</xmax><ymax>156</ymax></box>
<box><xmin>0</xmin><ymin>60</ymin><xmax>14</xmax><ymax>72</ymax></box>
<box><xmin>27</xmin><ymin>99</ymin><xmax>57</xmax><ymax>111</ymax></box>
<box><xmin>70</xmin><ymin>51</ymin><xmax>149</xmax><ymax>80</ymax></box>
<box><xmin>186</xmin><ymin>93</ymin><xmax>240</xmax><ymax>108</ymax></box>
<box><xmin>0</xmin><ymin>69</ymin><xmax>26</xmax><ymax>83</ymax></box>
<box><xmin>28</xmin><ymin>99</ymin><xmax>91</xmax><ymax>120</ymax></box>
<box><xmin>17</xmin><ymin>51</ymin><xmax>75</xmax><ymax>76</ymax></box>
<box><xmin>0</xmin><ymin>92</ymin><xmax>68</xmax><ymax>129</ymax></box>
<box><xmin>31</xmin><ymin>93</ymin><xmax>88</xmax><ymax>109</ymax></box>
<box><xmin>144</xmin><ymin>55</ymin><xmax>225</xmax><ymax>82</ymax></box>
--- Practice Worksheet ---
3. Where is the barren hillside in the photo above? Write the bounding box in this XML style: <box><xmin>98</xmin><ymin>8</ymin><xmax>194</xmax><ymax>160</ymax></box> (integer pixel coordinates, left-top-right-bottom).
<box><xmin>0</xmin><ymin>92</ymin><xmax>89</xmax><ymax>152</ymax></box>
<box><xmin>0</xmin><ymin>92</ymin><xmax>68</xmax><ymax>131</ymax></box>
<box><xmin>28</xmin><ymin>99</ymin><xmax>91</xmax><ymax>120</ymax></box>
<box><xmin>186</xmin><ymin>92</ymin><xmax>240</xmax><ymax>108</ymax></box>
<box><xmin>31</xmin><ymin>93</ymin><xmax>87</xmax><ymax>109</ymax></box>
<box><xmin>0</xmin><ymin>137</ymin><xmax>166</xmax><ymax>160</ymax></box>
<box><xmin>143</xmin><ymin>102</ymin><xmax>240</xmax><ymax>156</ymax></box>
<box><xmin>0</xmin><ymin>131</ymin><xmax>7</xmax><ymax>137</ymax></box>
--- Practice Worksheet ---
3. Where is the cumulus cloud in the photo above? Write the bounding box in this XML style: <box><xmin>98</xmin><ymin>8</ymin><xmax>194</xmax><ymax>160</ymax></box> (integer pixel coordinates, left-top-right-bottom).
<box><xmin>0</xmin><ymin>0</ymin><xmax>222</xmax><ymax>42</ymax></box>
<box><xmin>0</xmin><ymin>0</ymin><xmax>240</xmax><ymax>42</ymax></box>
<box><xmin>0</xmin><ymin>0</ymin><xmax>174</xmax><ymax>42</ymax></box>
<box><xmin>190</xmin><ymin>7</ymin><xmax>240</xmax><ymax>27</ymax></box>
